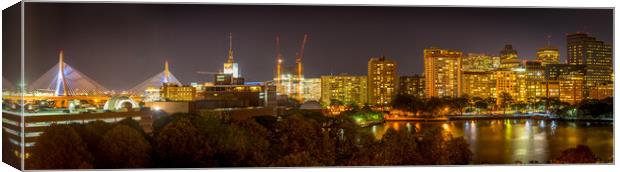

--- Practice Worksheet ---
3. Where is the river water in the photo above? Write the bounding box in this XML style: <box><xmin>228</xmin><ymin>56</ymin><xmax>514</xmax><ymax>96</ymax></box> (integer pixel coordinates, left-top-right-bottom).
<box><xmin>363</xmin><ymin>119</ymin><xmax>613</xmax><ymax>164</ymax></box>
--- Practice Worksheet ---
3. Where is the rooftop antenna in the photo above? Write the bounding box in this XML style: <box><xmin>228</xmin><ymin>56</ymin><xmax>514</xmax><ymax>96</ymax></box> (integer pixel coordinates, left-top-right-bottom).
<box><xmin>227</xmin><ymin>32</ymin><xmax>234</xmax><ymax>63</ymax></box>
<box><xmin>546</xmin><ymin>35</ymin><xmax>552</xmax><ymax>47</ymax></box>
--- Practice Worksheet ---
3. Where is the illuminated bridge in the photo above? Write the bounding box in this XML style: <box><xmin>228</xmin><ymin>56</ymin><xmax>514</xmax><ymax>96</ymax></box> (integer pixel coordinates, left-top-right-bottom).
<box><xmin>128</xmin><ymin>60</ymin><xmax>181</xmax><ymax>95</ymax></box>
<box><xmin>3</xmin><ymin>51</ymin><xmax>111</xmax><ymax>108</ymax></box>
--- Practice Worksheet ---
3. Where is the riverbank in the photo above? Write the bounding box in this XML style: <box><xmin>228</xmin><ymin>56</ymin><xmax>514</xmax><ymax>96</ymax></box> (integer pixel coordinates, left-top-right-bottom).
<box><xmin>384</xmin><ymin>114</ymin><xmax>613</xmax><ymax>122</ymax></box>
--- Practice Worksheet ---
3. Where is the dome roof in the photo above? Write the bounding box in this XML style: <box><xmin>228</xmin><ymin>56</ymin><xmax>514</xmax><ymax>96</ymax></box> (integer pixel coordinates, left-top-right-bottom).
<box><xmin>300</xmin><ymin>101</ymin><xmax>323</xmax><ymax>110</ymax></box>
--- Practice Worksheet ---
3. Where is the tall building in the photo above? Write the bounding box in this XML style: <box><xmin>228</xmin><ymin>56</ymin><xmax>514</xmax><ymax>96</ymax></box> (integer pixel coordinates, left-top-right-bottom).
<box><xmin>398</xmin><ymin>74</ymin><xmax>425</xmax><ymax>98</ymax></box>
<box><xmin>566</xmin><ymin>32</ymin><xmax>613</xmax><ymax>92</ymax></box>
<box><xmin>494</xmin><ymin>69</ymin><xmax>519</xmax><ymax>101</ymax></box>
<box><xmin>303</xmin><ymin>78</ymin><xmax>321</xmax><ymax>102</ymax></box>
<box><xmin>567</xmin><ymin>32</ymin><xmax>612</xmax><ymax>66</ymax></box>
<box><xmin>368</xmin><ymin>56</ymin><xmax>397</xmax><ymax>106</ymax></box>
<box><xmin>223</xmin><ymin>33</ymin><xmax>240</xmax><ymax>78</ymax></box>
<box><xmin>321</xmin><ymin>74</ymin><xmax>367</xmax><ymax>106</ymax></box>
<box><xmin>499</xmin><ymin>44</ymin><xmax>518</xmax><ymax>60</ymax></box>
<box><xmin>537</xmin><ymin>47</ymin><xmax>560</xmax><ymax>66</ymax></box>
<box><xmin>524</xmin><ymin>61</ymin><xmax>546</xmax><ymax>99</ymax></box>
<box><xmin>424</xmin><ymin>47</ymin><xmax>462</xmax><ymax>98</ymax></box>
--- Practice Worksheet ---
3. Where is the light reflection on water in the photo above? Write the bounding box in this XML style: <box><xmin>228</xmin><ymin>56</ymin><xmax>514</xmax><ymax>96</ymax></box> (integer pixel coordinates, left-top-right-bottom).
<box><xmin>364</xmin><ymin>119</ymin><xmax>613</xmax><ymax>164</ymax></box>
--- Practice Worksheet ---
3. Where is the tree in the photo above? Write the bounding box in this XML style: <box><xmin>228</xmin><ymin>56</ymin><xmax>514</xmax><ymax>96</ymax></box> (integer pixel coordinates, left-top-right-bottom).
<box><xmin>391</xmin><ymin>95</ymin><xmax>413</xmax><ymax>112</ymax></box>
<box><xmin>271</xmin><ymin>151</ymin><xmax>320</xmax><ymax>167</ymax></box>
<box><xmin>445</xmin><ymin>137</ymin><xmax>472</xmax><ymax>164</ymax></box>
<box><xmin>499</xmin><ymin>92</ymin><xmax>513</xmax><ymax>115</ymax></box>
<box><xmin>473</xmin><ymin>97</ymin><xmax>488</xmax><ymax>115</ymax></box>
<box><xmin>553</xmin><ymin>145</ymin><xmax>598</xmax><ymax>163</ymax></box>
<box><xmin>29</xmin><ymin>124</ymin><xmax>93</xmax><ymax>169</ymax></box>
<box><xmin>450</xmin><ymin>96</ymin><xmax>469</xmax><ymax>116</ymax></box>
<box><xmin>70</xmin><ymin>120</ymin><xmax>114</xmax><ymax>168</ymax></box>
<box><xmin>512</xmin><ymin>101</ymin><xmax>528</xmax><ymax>114</ymax></box>
<box><xmin>154</xmin><ymin>118</ymin><xmax>213</xmax><ymax>167</ymax></box>
<box><xmin>97</xmin><ymin>125</ymin><xmax>152</xmax><ymax>168</ymax></box>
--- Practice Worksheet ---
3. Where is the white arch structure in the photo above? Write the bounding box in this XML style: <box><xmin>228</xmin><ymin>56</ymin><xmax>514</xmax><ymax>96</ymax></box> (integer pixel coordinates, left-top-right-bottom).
<box><xmin>103</xmin><ymin>96</ymin><xmax>140</xmax><ymax>111</ymax></box>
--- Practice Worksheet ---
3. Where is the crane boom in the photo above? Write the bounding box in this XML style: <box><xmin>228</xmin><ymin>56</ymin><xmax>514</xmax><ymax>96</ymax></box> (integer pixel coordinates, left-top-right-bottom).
<box><xmin>296</xmin><ymin>34</ymin><xmax>308</xmax><ymax>62</ymax></box>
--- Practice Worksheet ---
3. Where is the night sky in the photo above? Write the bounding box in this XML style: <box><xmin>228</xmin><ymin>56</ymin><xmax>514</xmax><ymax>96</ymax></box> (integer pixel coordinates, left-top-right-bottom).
<box><xmin>3</xmin><ymin>3</ymin><xmax>613</xmax><ymax>91</ymax></box>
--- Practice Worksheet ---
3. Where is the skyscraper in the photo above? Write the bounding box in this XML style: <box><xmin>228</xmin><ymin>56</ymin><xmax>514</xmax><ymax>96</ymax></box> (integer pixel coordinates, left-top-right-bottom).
<box><xmin>566</xmin><ymin>32</ymin><xmax>613</xmax><ymax>96</ymax></box>
<box><xmin>424</xmin><ymin>47</ymin><xmax>462</xmax><ymax>98</ymax></box>
<box><xmin>223</xmin><ymin>33</ymin><xmax>240</xmax><ymax>78</ymax></box>
<box><xmin>567</xmin><ymin>32</ymin><xmax>612</xmax><ymax>66</ymax></box>
<box><xmin>368</xmin><ymin>56</ymin><xmax>397</xmax><ymax>106</ymax></box>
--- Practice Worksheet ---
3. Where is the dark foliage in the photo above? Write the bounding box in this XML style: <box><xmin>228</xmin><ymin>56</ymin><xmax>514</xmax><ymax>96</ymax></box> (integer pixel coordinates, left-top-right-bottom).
<box><xmin>553</xmin><ymin>145</ymin><xmax>598</xmax><ymax>163</ymax></box>
<box><xmin>30</xmin><ymin>111</ymin><xmax>477</xmax><ymax>168</ymax></box>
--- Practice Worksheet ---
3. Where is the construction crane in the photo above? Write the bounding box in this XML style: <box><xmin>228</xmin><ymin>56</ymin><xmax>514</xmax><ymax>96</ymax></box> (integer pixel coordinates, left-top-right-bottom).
<box><xmin>295</xmin><ymin>34</ymin><xmax>308</xmax><ymax>102</ymax></box>
<box><xmin>196</xmin><ymin>71</ymin><xmax>219</xmax><ymax>75</ymax></box>
<box><xmin>275</xmin><ymin>34</ymin><xmax>282</xmax><ymax>90</ymax></box>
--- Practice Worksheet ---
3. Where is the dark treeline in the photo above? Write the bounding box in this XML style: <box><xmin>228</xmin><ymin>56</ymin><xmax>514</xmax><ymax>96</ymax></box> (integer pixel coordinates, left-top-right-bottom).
<box><xmin>26</xmin><ymin>109</ymin><xmax>474</xmax><ymax>169</ymax></box>
<box><xmin>391</xmin><ymin>93</ymin><xmax>613</xmax><ymax>118</ymax></box>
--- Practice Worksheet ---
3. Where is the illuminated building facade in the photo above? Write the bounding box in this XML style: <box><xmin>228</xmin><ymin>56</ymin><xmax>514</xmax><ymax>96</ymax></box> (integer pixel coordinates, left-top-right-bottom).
<box><xmin>524</xmin><ymin>61</ymin><xmax>546</xmax><ymax>99</ymax></box>
<box><xmin>214</xmin><ymin>73</ymin><xmax>244</xmax><ymax>85</ymax></box>
<box><xmin>567</xmin><ymin>33</ymin><xmax>613</xmax><ymax>92</ymax></box>
<box><xmin>143</xmin><ymin>86</ymin><xmax>162</xmax><ymax>102</ymax></box>
<box><xmin>368</xmin><ymin>56</ymin><xmax>397</xmax><ymax>106</ymax></box>
<box><xmin>198</xmin><ymin>84</ymin><xmax>277</xmax><ymax>108</ymax></box>
<box><xmin>321</xmin><ymin>75</ymin><xmax>368</xmax><ymax>106</ymax></box>
<box><xmin>223</xmin><ymin>33</ymin><xmax>240</xmax><ymax>78</ymax></box>
<box><xmin>2</xmin><ymin>111</ymin><xmax>153</xmax><ymax>159</ymax></box>
<box><xmin>398</xmin><ymin>74</ymin><xmax>425</xmax><ymax>98</ymax></box>
<box><xmin>494</xmin><ymin>69</ymin><xmax>519</xmax><ymax>101</ymax></box>
<box><xmin>545</xmin><ymin>64</ymin><xmax>587</xmax><ymax>103</ymax></box>
<box><xmin>275</xmin><ymin>66</ymin><xmax>304</xmax><ymax>101</ymax></box>
<box><xmin>462</xmin><ymin>71</ymin><xmax>493</xmax><ymax>98</ymax></box>
<box><xmin>567</xmin><ymin>33</ymin><xmax>613</xmax><ymax>66</ymax></box>
<box><xmin>462</xmin><ymin>53</ymin><xmax>500</xmax><ymax>71</ymax></box>
<box><xmin>499</xmin><ymin>44</ymin><xmax>518</xmax><ymax>60</ymax></box>
<box><xmin>424</xmin><ymin>47</ymin><xmax>462</xmax><ymax>98</ymax></box>
<box><xmin>161</xmin><ymin>83</ymin><xmax>196</xmax><ymax>101</ymax></box>
<box><xmin>537</xmin><ymin>47</ymin><xmax>560</xmax><ymax>66</ymax></box>
<box><xmin>558</xmin><ymin>71</ymin><xmax>586</xmax><ymax>104</ymax></box>
<box><xmin>303</xmin><ymin>78</ymin><xmax>321</xmax><ymax>102</ymax></box>
<box><xmin>588</xmin><ymin>82</ymin><xmax>614</xmax><ymax>99</ymax></box>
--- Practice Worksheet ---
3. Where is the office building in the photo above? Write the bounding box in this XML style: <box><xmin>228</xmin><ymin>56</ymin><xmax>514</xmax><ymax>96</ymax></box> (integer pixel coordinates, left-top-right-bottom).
<box><xmin>368</xmin><ymin>56</ymin><xmax>397</xmax><ymax>106</ymax></box>
<box><xmin>303</xmin><ymin>78</ymin><xmax>321</xmax><ymax>102</ymax></box>
<box><xmin>321</xmin><ymin>74</ymin><xmax>368</xmax><ymax>106</ymax></box>
<box><xmin>161</xmin><ymin>83</ymin><xmax>196</xmax><ymax>101</ymax></box>
<box><xmin>424</xmin><ymin>47</ymin><xmax>462</xmax><ymax>98</ymax></box>
<box><xmin>398</xmin><ymin>74</ymin><xmax>425</xmax><ymax>98</ymax></box>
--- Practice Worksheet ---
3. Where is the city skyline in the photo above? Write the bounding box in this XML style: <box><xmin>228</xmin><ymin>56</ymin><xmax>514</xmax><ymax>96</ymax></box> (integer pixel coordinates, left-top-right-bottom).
<box><xmin>2</xmin><ymin>3</ymin><xmax>613</xmax><ymax>90</ymax></box>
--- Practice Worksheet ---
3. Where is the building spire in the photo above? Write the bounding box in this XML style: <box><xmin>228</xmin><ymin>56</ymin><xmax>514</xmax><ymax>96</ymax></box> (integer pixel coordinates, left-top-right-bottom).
<box><xmin>227</xmin><ymin>32</ymin><xmax>234</xmax><ymax>63</ymax></box>
<box><xmin>546</xmin><ymin>35</ymin><xmax>551</xmax><ymax>47</ymax></box>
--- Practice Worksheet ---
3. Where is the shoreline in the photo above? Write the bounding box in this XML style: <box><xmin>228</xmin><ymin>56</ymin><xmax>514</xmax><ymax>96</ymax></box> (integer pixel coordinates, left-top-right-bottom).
<box><xmin>383</xmin><ymin>115</ymin><xmax>613</xmax><ymax>123</ymax></box>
